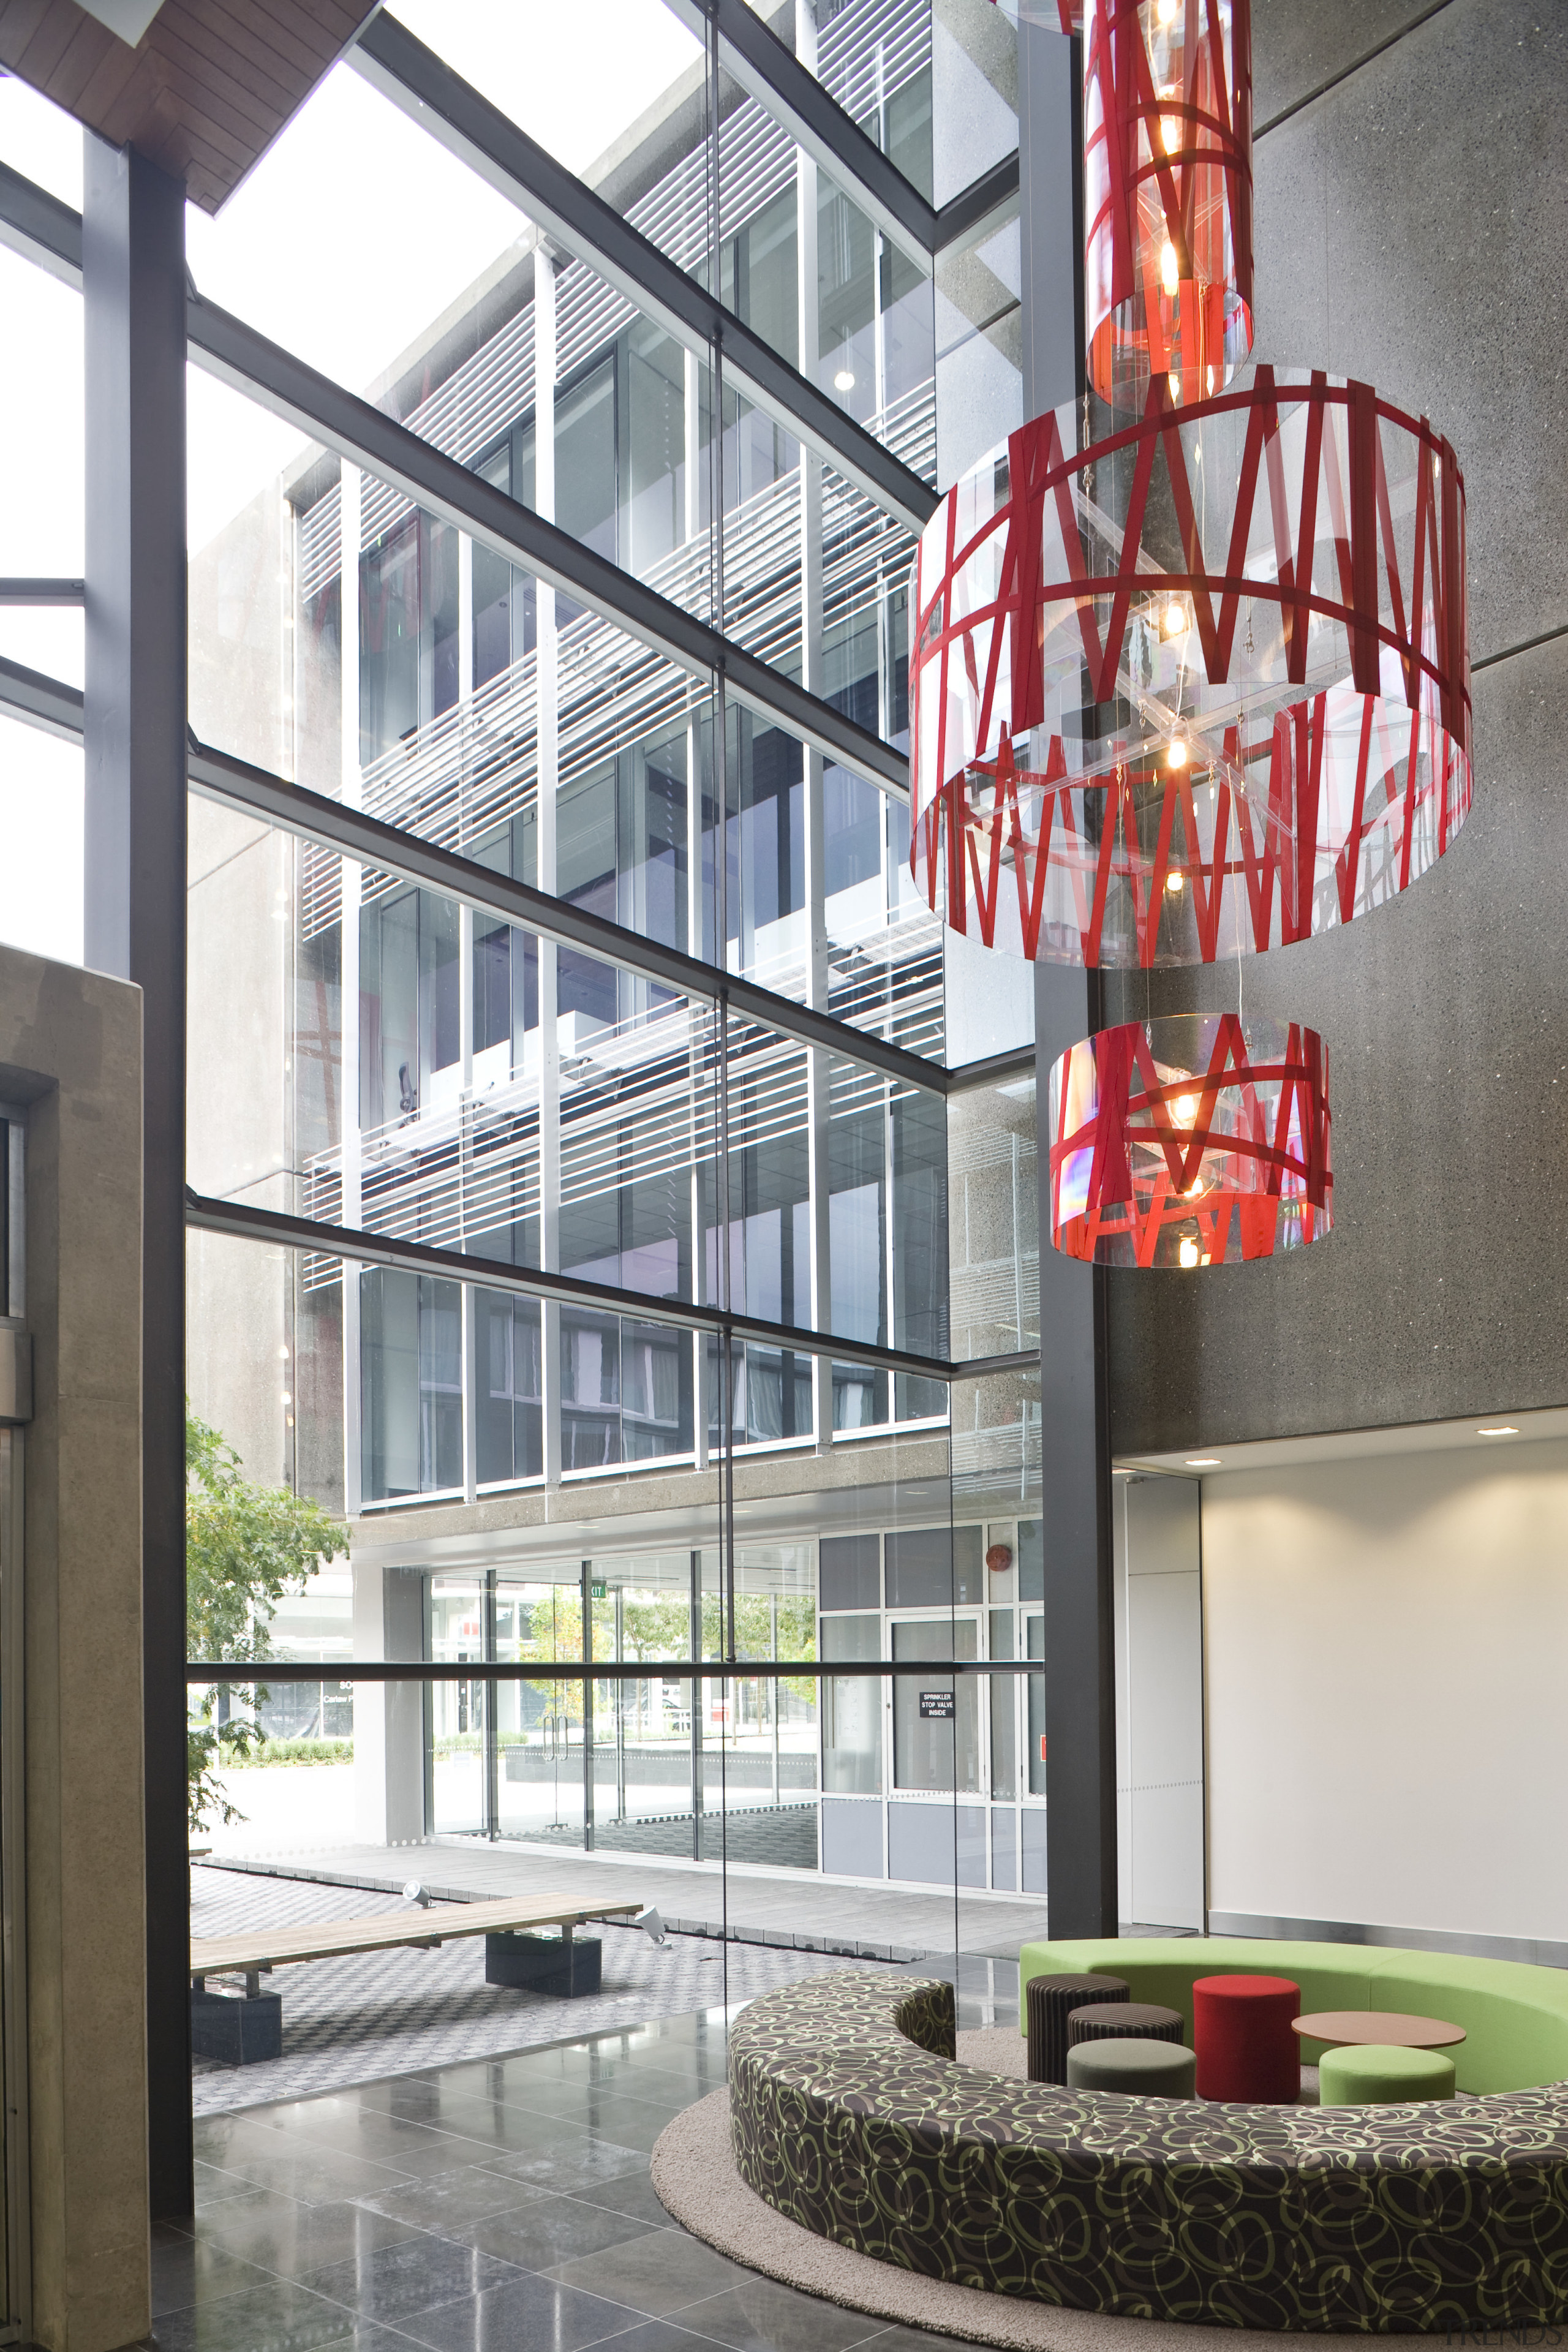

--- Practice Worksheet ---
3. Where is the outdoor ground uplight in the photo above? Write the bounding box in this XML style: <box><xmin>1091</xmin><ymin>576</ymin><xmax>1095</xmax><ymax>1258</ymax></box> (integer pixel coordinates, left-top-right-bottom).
<box><xmin>1046</xmin><ymin>1014</ymin><xmax>1332</xmax><ymax>1266</ymax></box>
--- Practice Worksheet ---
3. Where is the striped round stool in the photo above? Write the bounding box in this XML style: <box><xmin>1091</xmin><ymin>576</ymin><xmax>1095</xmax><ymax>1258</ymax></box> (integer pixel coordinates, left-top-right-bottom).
<box><xmin>1068</xmin><ymin>1999</ymin><xmax>1185</xmax><ymax>2052</ymax></box>
<box><xmin>1025</xmin><ymin>1974</ymin><xmax>1129</xmax><ymax>2084</ymax></box>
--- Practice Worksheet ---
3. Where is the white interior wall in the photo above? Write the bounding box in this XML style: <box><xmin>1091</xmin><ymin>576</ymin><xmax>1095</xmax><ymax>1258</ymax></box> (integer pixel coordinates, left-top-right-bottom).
<box><xmin>1202</xmin><ymin>1439</ymin><xmax>1568</xmax><ymax>1944</ymax></box>
<box><xmin>1114</xmin><ymin>1474</ymin><xmax>1204</xmax><ymax>1930</ymax></box>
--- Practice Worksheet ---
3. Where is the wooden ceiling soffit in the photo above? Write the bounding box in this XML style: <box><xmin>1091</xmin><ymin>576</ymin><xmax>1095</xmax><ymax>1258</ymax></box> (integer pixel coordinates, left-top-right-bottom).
<box><xmin>0</xmin><ymin>0</ymin><xmax>380</xmax><ymax>213</ymax></box>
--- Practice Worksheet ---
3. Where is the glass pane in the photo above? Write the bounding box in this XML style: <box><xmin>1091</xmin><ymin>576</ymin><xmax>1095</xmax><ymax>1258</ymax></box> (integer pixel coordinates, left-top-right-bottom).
<box><xmin>0</xmin><ymin>716</ymin><xmax>82</xmax><ymax>966</ymax></box>
<box><xmin>361</xmin><ymin>1270</ymin><xmax>464</xmax><ymax>1502</ymax></box>
<box><xmin>932</xmin><ymin>0</ymin><xmax>1017</xmax><ymax>209</ymax></box>
<box><xmin>934</xmin><ymin>197</ymin><xmax>1022</xmax><ymax>482</ymax></box>
<box><xmin>823</xmin><ymin>1613</ymin><xmax>881</xmax><ymax>1793</ymax></box>
<box><xmin>739</xmin><ymin>0</ymin><xmax>938</xmax><ymax>216</ymax></box>
<box><xmin>0</xmin><ymin>74</ymin><xmax>82</xmax><ymax>209</ymax></box>
<box><xmin>989</xmin><ymin>1610</ymin><xmax>1017</xmax><ymax>1798</ymax></box>
<box><xmin>184</xmin><ymin>67</ymin><xmax>530</xmax><ymax>399</ymax></box>
<box><xmin>0</xmin><ymin>254</ymin><xmax>81</xmax><ymax>578</ymax></box>
<box><xmin>389</xmin><ymin>0</ymin><xmax>706</xmax><ymax>186</ymax></box>
<box><xmin>948</xmin><ymin>1074</ymin><xmax>1038</xmax><ymax>1362</ymax></box>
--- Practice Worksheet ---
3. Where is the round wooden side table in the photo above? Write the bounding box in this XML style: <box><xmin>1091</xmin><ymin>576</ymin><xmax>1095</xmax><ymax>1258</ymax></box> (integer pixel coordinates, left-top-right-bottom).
<box><xmin>1292</xmin><ymin>2010</ymin><xmax>1466</xmax><ymax>2050</ymax></box>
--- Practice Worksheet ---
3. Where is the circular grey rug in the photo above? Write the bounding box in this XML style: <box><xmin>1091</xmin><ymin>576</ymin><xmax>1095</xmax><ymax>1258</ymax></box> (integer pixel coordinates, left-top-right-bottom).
<box><xmin>647</xmin><ymin>2030</ymin><xmax>1389</xmax><ymax>2348</ymax></box>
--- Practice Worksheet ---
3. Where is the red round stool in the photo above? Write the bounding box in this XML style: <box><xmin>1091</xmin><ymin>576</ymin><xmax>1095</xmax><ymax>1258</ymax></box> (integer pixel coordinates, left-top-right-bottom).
<box><xmin>1193</xmin><ymin>1974</ymin><xmax>1302</xmax><ymax>2101</ymax></box>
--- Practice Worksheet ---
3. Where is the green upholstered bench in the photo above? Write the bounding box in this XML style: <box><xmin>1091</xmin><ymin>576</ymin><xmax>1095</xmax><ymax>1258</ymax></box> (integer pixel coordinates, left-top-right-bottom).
<box><xmin>728</xmin><ymin>1964</ymin><xmax>1568</xmax><ymax>2332</ymax></box>
<box><xmin>1019</xmin><ymin>1936</ymin><xmax>1568</xmax><ymax>2094</ymax></box>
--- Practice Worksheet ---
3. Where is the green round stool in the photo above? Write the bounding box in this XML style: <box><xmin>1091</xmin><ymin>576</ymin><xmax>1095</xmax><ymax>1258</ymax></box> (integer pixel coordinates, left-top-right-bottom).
<box><xmin>1319</xmin><ymin>2043</ymin><xmax>1457</xmax><ymax>2105</ymax></box>
<box><xmin>1066</xmin><ymin>2037</ymin><xmax>1197</xmax><ymax>2097</ymax></box>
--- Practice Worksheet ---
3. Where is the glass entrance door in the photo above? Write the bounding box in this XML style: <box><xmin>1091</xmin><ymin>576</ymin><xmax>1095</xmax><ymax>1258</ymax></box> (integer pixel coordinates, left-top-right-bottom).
<box><xmin>891</xmin><ymin>1616</ymin><xmax>981</xmax><ymax>1792</ymax></box>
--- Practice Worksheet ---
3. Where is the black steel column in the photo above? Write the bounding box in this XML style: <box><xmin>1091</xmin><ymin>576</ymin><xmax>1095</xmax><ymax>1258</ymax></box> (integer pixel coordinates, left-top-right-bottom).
<box><xmin>83</xmin><ymin>137</ymin><xmax>192</xmax><ymax>2215</ymax></box>
<box><xmin>1020</xmin><ymin>24</ymin><xmax>1118</xmax><ymax>1939</ymax></box>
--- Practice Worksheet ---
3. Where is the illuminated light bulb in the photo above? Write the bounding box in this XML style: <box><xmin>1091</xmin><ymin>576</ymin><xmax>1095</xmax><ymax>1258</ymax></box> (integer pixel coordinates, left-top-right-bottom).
<box><xmin>1161</xmin><ymin>599</ymin><xmax>1187</xmax><ymax>638</ymax></box>
<box><xmin>1168</xmin><ymin>370</ymin><xmax>1181</xmax><ymax>398</ymax></box>
<box><xmin>834</xmin><ymin>368</ymin><xmax>856</xmax><ymax>391</ymax></box>
<box><xmin>1161</xmin><ymin>240</ymin><xmax>1179</xmax><ymax>295</ymax></box>
<box><xmin>1157</xmin><ymin>0</ymin><xmax>1178</xmax><ymax>20</ymax></box>
<box><xmin>1165</xmin><ymin>870</ymin><xmax>1185</xmax><ymax>894</ymax></box>
<box><xmin>1161</xmin><ymin>116</ymin><xmax>1180</xmax><ymax>153</ymax></box>
<box><xmin>1178</xmin><ymin>1236</ymin><xmax>1200</xmax><ymax>1268</ymax></box>
<box><xmin>1167</xmin><ymin>736</ymin><xmax>1190</xmax><ymax>769</ymax></box>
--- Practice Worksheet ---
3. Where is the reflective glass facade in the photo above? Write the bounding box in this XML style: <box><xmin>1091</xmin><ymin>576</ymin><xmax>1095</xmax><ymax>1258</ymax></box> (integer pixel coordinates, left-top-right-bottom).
<box><xmin>173</xmin><ymin>0</ymin><xmax>1047</xmax><ymax>1906</ymax></box>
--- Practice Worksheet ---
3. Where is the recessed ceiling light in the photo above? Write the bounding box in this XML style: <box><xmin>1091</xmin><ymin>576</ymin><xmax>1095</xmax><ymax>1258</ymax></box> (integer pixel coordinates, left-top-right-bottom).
<box><xmin>834</xmin><ymin>368</ymin><xmax>856</xmax><ymax>391</ymax></box>
<box><xmin>1477</xmin><ymin>1425</ymin><xmax>1520</xmax><ymax>1438</ymax></box>
<box><xmin>1185</xmin><ymin>1456</ymin><xmax>1221</xmax><ymax>1468</ymax></box>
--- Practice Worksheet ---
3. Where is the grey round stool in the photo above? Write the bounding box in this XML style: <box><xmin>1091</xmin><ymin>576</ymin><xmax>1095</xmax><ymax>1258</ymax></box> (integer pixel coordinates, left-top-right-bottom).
<box><xmin>1025</xmin><ymin>1973</ymin><xmax>1129</xmax><ymax>2084</ymax></box>
<box><xmin>1067</xmin><ymin>2036</ymin><xmax>1197</xmax><ymax>2097</ymax></box>
<box><xmin>1068</xmin><ymin>1999</ymin><xmax>1185</xmax><ymax>2050</ymax></box>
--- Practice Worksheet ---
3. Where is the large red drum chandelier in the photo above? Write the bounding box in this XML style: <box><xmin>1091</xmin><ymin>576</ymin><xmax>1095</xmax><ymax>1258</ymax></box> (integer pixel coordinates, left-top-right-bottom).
<box><xmin>949</xmin><ymin>0</ymin><xmax>1472</xmax><ymax>1264</ymax></box>
<box><xmin>909</xmin><ymin>371</ymin><xmax>1471</xmax><ymax>967</ymax></box>
<box><xmin>1047</xmin><ymin>1015</ymin><xmax>1332</xmax><ymax>1267</ymax></box>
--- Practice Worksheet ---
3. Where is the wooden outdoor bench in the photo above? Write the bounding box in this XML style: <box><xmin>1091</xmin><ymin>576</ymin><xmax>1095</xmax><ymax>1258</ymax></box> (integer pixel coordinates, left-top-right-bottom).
<box><xmin>190</xmin><ymin>1891</ymin><xmax>644</xmax><ymax>2065</ymax></box>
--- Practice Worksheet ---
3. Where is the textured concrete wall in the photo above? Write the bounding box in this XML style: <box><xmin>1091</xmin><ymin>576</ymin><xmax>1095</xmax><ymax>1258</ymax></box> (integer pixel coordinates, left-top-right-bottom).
<box><xmin>0</xmin><ymin>946</ymin><xmax>149</xmax><ymax>2350</ymax></box>
<box><xmin>1107</xmin><ymin>1</ymin><xmax>1568</xmax><ymax>1452</ymax></box>
<box><xmin>187</xmin><ymin>484</ymin><xmax>295</xmax><ymax>1489</ymax></box>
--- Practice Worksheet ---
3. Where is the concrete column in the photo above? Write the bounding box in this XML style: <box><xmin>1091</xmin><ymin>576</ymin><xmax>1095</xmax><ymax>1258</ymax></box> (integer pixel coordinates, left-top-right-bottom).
<box><xmin>339</xmin><ymin>464</ymin><xmax>364</xmax><ymax>1523</ymax></box>
<box><xmin>352</xmin><ymin>1561</ymin><xmax>426</xmax><ymax>1846</ymax></box>
<box><xmin>534</xmin><ymin>247</ymin><xmax>564</xmax><ymax>1488</ymax></box>
<box><xmin>796</xmin><ymin>7</ymin><xmax>837</xmax><ymax>1450</ymax></box>
<box><xmin>4</xmin><ymin>949</ymin><xmax>150</xmax><ymax>2350</ymax></box>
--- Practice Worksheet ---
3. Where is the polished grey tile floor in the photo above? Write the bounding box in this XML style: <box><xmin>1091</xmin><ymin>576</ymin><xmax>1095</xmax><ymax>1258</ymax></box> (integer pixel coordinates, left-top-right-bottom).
<box><xmin>156</xmin><ymin>2007</ymin><xmax>978</xmax><ymax>2352</ymax></box>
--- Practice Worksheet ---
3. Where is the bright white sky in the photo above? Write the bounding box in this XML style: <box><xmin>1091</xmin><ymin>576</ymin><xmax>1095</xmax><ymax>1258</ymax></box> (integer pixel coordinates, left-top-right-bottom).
<box><xmin>0</xmin><ymin>0</ymin><xmax>701</xmax><ymax>968</ymax></box>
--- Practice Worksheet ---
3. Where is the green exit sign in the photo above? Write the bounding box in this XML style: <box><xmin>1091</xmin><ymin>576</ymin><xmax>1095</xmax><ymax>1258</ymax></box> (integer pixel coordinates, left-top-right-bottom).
<box><xmin>590</xmin><ymin>1581</ymin><xmax>607</xmax><ymax>1600</ymax></box>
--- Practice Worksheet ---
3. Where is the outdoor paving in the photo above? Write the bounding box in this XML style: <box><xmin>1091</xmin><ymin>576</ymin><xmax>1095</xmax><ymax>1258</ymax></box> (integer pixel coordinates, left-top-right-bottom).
<box><xmin>189</xmin><ymin>1867</ymin><xmax>918</xmax><ymax>2118</ymax></box>
<box><xmin>156</xmin><ymin>2006</ymin><xmax>986</xmax><ymax>2352</ymax></box>
<box><xmin>206</xmin><ymin>1838</ymin><xmax>1054</xmax><ymax>1963</ymax></box>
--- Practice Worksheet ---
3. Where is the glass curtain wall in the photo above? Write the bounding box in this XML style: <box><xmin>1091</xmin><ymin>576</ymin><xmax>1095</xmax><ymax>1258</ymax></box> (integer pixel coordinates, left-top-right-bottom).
<box><xmin>168</xmin><ymin>0</ymin><xmax>1050</xmax><ymax>2047</ymax></box>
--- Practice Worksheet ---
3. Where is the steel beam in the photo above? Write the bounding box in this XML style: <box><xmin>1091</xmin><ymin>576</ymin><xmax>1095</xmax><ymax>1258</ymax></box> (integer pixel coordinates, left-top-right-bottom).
<box><xmin>0</xmin><ymin>654</ymin><xmax>82</xmax><ymax>744</ymax></box>
<box><xmin>1023</xmin><ymin>21</ymin><xmax>1119</xmax><ymax>1942</ymax></box>
<box><xmin>0</xmin><ymin>580</ymin><xmax>85</xmax><ymax>605</ymax></box>
<box><xmin>0</xmin><ymin>655</ymin><xmax>1020</xmax><ymax>1109</ymax></box>
<box><xmin>82</xmin><ymin>137</ymin><xmax>193</xmax><ymax>2218</ymax></box>
<box><xmin>186</xmin><ymin>736</ymin><xmax>937</xmax><ymax>1094</ymax></box>
<box><xmin>350</xmin><ymin>11</ymin><xmax>938</xmax><ymax>537</ymax></box>
<box><xmin>0</xmin><ymin>159</ymin><xmax>80</xmax><ymax>285</ymax></box>
<box><xmin>185</xmin><ymin>1193</ymin><xmax>956</xmax><ymax>1389</ymax></box>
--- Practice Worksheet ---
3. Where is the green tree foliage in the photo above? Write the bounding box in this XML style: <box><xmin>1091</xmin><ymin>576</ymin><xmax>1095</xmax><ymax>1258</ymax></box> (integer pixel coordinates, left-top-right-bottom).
<box><xmin>186</xmin><ymin>1409</ymin><xmax>345</xmax><ymax>1834</ymax></box>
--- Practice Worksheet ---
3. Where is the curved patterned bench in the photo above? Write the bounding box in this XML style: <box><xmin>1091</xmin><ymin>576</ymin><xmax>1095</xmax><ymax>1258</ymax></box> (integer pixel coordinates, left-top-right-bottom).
<box><xmin>728</xmin><ymin>1969</ymin><xmax>1568</xmax><ymax>2332</ymax></box>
